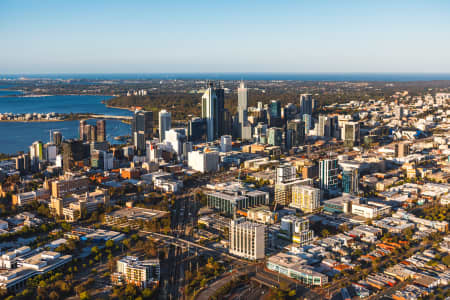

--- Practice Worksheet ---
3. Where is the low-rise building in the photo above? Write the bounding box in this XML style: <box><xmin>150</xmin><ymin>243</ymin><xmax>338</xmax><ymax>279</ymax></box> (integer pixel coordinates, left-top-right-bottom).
<box><xmin>111</xmin><ymin>256</ymin><xmax>160</xmax><ymax>288</ymax></box>
<box><xmin>104</xmin><ymin>207</ymin><xmax>169</xmax><ymax>229</ymax></box>
<box><xmin>206</xmin><ymin>188</ymin><xmax>269</xmax><ymax>217</ymax></box>
<box><xmin>12</xmin><ymin>189</ymin><xmax>50</xmax><ymax>206</ymax></box>
<box><xmin>266</xmin><ymin>252</ymin><xmax>328</xmax><ymax>286</ymax></box>
<box><xmin>0</xmin><ymin>248</ymin><xmax>71</xmax><ymax>292</ymax></box>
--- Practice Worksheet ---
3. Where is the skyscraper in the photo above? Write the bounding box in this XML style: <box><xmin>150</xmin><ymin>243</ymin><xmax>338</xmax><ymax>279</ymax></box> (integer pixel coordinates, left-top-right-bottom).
<box><xmin>96</xmin><ymin>120</ymin><xmax>106</xmax><ymax>142</ymax></box>
<box><xmin>62</xmin><ymin>139</ymin><xmax>87</xmax><ymax>171</ymax></box>
<box><xmin>342</xmin><ymin>121</ymin><xmax>360</xmax><ymax>147</ymax></box>
<box><xmin>187</xmin><ymin>117</ymin><xmax>206</xmax><ymax>142</ymax></box>
<box><xmin>132</xmin><ymin>110</ymin><xmax>153</xmax><ymax>155</ymax></box>
<box><xmin>286</xmin><ymin>119</ymin><xmax>305</xmax><ymax>149</ymax></box>
<box><xmin>52</xmin><ymin>131</ymin><xmax>62</xmax><ymax>146</ymax></box>
<box><xmin>158</xmin><ymin>109</ymin><xmax>171</xmax><ymax>142</ymax></box>
<box><xmin>319</xmin><ymin>159</ymin><xmax>339</xmax><ymax>192</ymax></box>
<box><xmin>215</xmin><ymin>85</ymin><xmax>226</xmax><ymax>137</ymax></box>
<box><xmin>267</xmin><ymin>127</ymin><xmax>283</xmax><ymax>146</ymax></box>
<box><xmin>268</xmin><ymin>100</ymin><xmax>282</xmax><ymax>127</ymax></box>
<box><xmin>79</xmin><ymin>120</ymin><xmax>86</xmax><ymax>140</ymax></box>
<box><xmin>165</xmin><ymin>128</ymin><xmax>186</xmax><ymax>159</ymax></box>
<box><xmin>342</xmin><ymin>167</ymin><xmax>359</xmax><ymax>195</ymax></box>
<box><xmin>299</xmin><ymin>94</ymin><xmax>313</xmax><ymax>115</ymax></box>
<box><xmin>303</xmin><ymin>114</ymin><xmax>312</xmax><ymax>135</ymax></box>
<box><xmin>202</xmin><ymin>82</ymin><xmax>218</xmax><ymax>141</ymax></box>
<box><xmin>29</xmin><ymin>141</ymin><xmax>43</xmax><ymax>168</ymax></box>
<box><xmin>237</xmin><ymin>81</ymin><xmax>252</xmax><ymax>140</ymax></box>
<box><xmin>318</xmin><ymin>115</ymin><xmax>339</xmax><ymax>138</ymax></box>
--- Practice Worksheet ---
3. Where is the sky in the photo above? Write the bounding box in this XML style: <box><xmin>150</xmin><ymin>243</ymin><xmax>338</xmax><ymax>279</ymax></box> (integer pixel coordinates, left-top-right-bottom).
<box><xmin>1</xmin><ymin>0</ymin><xmax>450</xmax><ymax>74</ymax></box>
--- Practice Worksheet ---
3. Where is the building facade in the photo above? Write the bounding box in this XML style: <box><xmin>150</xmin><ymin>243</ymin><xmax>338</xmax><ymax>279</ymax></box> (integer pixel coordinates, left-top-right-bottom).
<box><xmin>229</xmin><ymin>218</ymin><xmax>266</xmax><ymax>260</ymax></box>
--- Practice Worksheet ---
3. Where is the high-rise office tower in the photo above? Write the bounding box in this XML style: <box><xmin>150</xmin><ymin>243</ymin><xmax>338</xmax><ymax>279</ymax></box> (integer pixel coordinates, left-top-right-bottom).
<box><xmin>62</xmin><ymin>139</ymin><xmax>87</xmax><ymax>170</ymax></box>
<box><xmin>187</xmin><ymin>117</ymin><xmax>206</xmax><ymax>142</ymax></box>
<box><xmin>318</xmin><ymin>115</ymin><xmax>339</xmax><ymax>138</ymax></box>
<box><xmin>90</xmin><ymin>124</ymin><xmax>97</xmax><ymax>142</ymax></box>
<box><xmin>267</xmin><ymin>127</ymin><xmax>283</xmax><ymax>146</ymax></box>
<box><xmin>342</xmin><ymin>121</ymin><xmax>360</xmax><ymax>147</ymax></box>
<box><xmin>132</xmin><ymin>110</ymin><xmax>153</xmax><ymax>155</ymax></box>
<box><xmin>43</xmin><ymin>143</ymin><xmax>57</xmax><ymax>162</ymax></box>
<box><xmin>342</xmin><ymin>166</ymin><xmax>359</xmax><ymax>195</ymax></box>
<box><xmin>253</xmin><ymin>122</ymin><xmax>268</xmax><ymax>143</ymax></box>
<box><xmin>318</xmin><ymin>115</ymin><xmax>327</xmax><ymax>137</ymax></box>
<box><xmin>319</xmin><ymin>159</ymin><xmax>339</xmax><ymax>192</ymax></box>
<box><xmin>15</xmin><ymin>154</ymin><xmax>31</xmax><ymax>174</ymax></box>
<box><xmin>158</xmin><ymin>109</ymin><xmax>171</xmax><ymax>142</ymax></box>
<box><xmin>303</xmin><ymin>114</ymin><xmax>312</xmax><ymax>135</ymax></box>
<box><xmin>201</xmin><ymin>82</ymin><xmax>225</xmax><ymax>141</ymax></box>
<box><xmin>299</xmin><ymin>94</ymin><xmax>313</xmax><ymax>115</ymax></box>
<box><xmin>79</xmin><ymin>120</ymin><xmax>86</xmax><ymax>140</ymax></box>
<box><xmin>215</xmin><ymin>85</ymin><xmax>225</xmax><ymax>136</ymax></box>
<box><xmin>96</xmin><ymin>120</ymin><xmax>106</xmax><ymax>142</ymax></box>
<box><xmin>268</xmin><ymin>100</ymin><xmax>282</xmax><ymax>127</ymax></box>
<box><xmin>52</xmin><ymin>131</ymin><xmax>62</xmax><ymax>146</ymax></box>
<box><xmin>291</xmin><ymin>185</ymin><xmax>320</xmax><ymax>213</ymax></box>
<box><xmin>269</xmin><ymin>100</ymin><xmax>281</xmax><ymax>119</ymax></box>
<box><xmin>286</xmin><ymin>119</ymin><xmax>305</xmax><ymax>149</ymax></box>
<box><xmin>237</xmin><ymin>81</ymin><xmax>252</xmax><ymax>140</ymax></box>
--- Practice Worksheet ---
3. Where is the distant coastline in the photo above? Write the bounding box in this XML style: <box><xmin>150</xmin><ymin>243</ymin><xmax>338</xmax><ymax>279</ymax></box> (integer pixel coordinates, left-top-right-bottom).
<box><xmin>0</xmin><ymin>119</ymin><xmax>64</xmax><ymax>123</ymax></box>
<box><xmin>4</xmin><ymin>72</ymin><xmax>450</xmax><ymax>81</ymax></box>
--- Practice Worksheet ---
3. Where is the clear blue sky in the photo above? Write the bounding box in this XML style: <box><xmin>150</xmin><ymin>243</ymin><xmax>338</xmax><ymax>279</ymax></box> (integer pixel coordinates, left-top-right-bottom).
<box><xmin>1</xmin><ymin>0</ymin><xmax>450</xmax><ymax>74</ymax></box>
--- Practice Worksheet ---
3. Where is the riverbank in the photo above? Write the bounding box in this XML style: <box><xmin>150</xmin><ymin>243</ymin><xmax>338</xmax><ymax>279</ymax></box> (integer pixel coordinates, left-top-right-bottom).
<box><xmin>0</xmin><ymin>119</ymin><xmax>64</xmax><ymax>123</ymax></box>
<box><xmin>105</xmin><ymin>104</ymin><xmax>135</xmax><ymax>111</ymax></box>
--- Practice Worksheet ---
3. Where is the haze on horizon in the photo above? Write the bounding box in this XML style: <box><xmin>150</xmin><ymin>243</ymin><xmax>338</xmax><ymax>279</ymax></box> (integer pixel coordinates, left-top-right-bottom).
<box><xmin>1</xmin><ymin>0</ymin><xmax>450</xmax><ymax>74</ymax></box>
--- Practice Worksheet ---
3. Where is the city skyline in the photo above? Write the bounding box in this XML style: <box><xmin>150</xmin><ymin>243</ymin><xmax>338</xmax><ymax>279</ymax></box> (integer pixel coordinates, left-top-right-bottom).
<box><xmin>1</xmin><ymin>0</ymin><xmax>450</xmax><ymax>73</ymax></box>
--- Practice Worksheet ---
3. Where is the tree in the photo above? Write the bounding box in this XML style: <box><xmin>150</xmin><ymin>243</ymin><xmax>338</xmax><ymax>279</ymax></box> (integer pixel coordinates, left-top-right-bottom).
<box><xmin>442</xmin><ymin>255</ymin><xmax>450</xmax><ymax>267</ymax></box>
<box><xmin>105</xmin><ymin>240</ymin><xmax>114</xmax><ymax>248</ymax></box>
<box><xmin>79</xmin><ymin>291</ymin><xmax>90</xmax><ymax>300</ymax></box>
<box><xmin>49</xmin><ymin>291</ymin><xmax>60</xmax><ymax>300</ymax></box>
<box><xmin>321</xmin><ymin>229</ymin><xmax>330</xmax><ymax>237</ymax></box>
<box><xmin>91</xmin><ymin>246</ymin><xmax>99</xmax><ymax>255</ymax></box>
<box><xmin>125</xmin><ymin>284</ymin><xmax>138</xmax><ymax>298</ymax></box>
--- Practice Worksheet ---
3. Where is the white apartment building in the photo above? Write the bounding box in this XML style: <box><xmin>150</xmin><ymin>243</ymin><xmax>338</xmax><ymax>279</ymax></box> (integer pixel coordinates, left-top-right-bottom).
<box><xmin>188</xmin><ymin>150</ymin><xmax>219</xmax><ymax>173</ymax></box>
<box><xmin>229</xmin><ymin>218</ymin><xmax>266</xmax><ymax>260</ymax></box>
<box><xmin>164</xmin><ymin>128</ymin><xmax>186</xmax><ymax>158</ymax></box>
<box><xmin>113</xmin><ymin>256</ymin><xmax>160</xmax><ymax>288</ymax></box>
<box><xmin>290</xmin><ymin>185</ymin><xmax>320</xmax><ymax>213</ymax></box>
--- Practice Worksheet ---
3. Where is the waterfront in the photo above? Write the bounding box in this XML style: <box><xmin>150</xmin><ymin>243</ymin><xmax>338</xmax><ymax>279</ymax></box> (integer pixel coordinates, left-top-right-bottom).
<box><xmin>0</xmin><ymin>94</ymin><xmax>131</xmax><ymax>154</ymax></box>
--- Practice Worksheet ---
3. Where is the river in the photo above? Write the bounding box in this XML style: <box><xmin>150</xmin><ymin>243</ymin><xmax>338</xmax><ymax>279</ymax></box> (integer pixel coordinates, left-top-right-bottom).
<box><xmin>0</xmin><ymin>93</ymin><xmax>131</xmax><ymax>154</ymax></box>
